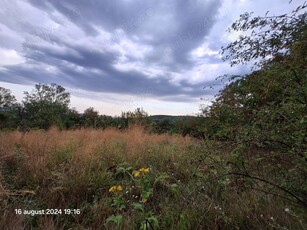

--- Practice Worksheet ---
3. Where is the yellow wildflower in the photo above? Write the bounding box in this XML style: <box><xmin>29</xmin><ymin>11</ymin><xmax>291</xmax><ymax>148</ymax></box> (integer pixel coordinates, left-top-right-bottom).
<box><xmin>139</xmin><ymin>168</ymin><xmax>150</xmax><ymax>173</ymax></box>
<box><xmin>133</xmin><ymin>171</ymin><xmax>140</xmax><ymax>177</ymax></box>
<box><xmin>108</xmin><ymin>186</ymin><xmax>117</xmax><ymax>193</ymax></box>
<box><xmin>117</xmin><ymin>185</ymin><xmax>123</xmax><ymax>191</ymax></box>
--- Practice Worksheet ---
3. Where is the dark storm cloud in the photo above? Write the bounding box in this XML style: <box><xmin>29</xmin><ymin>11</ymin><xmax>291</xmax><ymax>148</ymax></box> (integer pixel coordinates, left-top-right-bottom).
<box><xmin>0</xmin><ymin>0</ymin><xmax>235</xmax><ymax>102</ymax></box>
<box><xmin>26</xmin><ymin>0</ymin><xmax>222</xmax><ymax>67</ymax></box>
<box><xmin>1</xmin><ymin>42</ymin><xmax>207</xmax><ymax>98</ymax></box>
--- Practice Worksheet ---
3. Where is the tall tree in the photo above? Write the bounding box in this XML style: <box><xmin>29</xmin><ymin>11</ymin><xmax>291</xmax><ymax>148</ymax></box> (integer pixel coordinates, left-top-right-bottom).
<box><xmin>83</xmin><ymin>107</ymin><xmax>99</xmax><ymax>128</ymax></box>
<box><xmin>0</xmin><ymin>87</ymin><xmax>19</xmax><ymax>129</ymax></box>
<box><xmin>23</xmin><ymin>83</ymin><xmax>70</xmax><ymax>129</ymax></box>
<box><xmin>0</xmin><ymin>87</ymin><xmax>17</xmax><ymax>110</ymax></box>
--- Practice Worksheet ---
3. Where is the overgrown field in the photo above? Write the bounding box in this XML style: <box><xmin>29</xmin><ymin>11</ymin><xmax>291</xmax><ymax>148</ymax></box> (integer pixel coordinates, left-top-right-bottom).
<box><xmin>0</xmin><ymin>127</ymin><xmax>306</xmax><ymax>229</ymax></box>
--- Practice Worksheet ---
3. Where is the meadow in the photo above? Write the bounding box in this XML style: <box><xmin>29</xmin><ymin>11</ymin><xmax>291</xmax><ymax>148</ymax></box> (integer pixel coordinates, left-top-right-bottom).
<box><xmin>0</xmin><ymin>127</ymin><xmax>306</xmax><ymax>229</ymax></box>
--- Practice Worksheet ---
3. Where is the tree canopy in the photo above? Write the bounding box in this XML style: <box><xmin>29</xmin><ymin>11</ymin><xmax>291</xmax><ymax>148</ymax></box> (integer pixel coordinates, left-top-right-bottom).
<box><xmin>222</xmin><ymin>3</ymin><xmax>307</xmax><ymax>67</ymax></box>
<box><xmin>23</xmin><ymin>83</ymin><xmax>71</xmax><ymax>129</ymax></box>
<box><xmin>0</xmin><ymin>87</ymin><xmax>17</xmax><ymax>110</ymax></box>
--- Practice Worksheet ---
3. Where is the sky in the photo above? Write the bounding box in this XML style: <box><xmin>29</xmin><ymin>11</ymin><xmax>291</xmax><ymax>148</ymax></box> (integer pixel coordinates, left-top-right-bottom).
<box><xmin>0</xmin><ymin>0</ymin><xmax>302</xmax><ymax>116</ymax></box>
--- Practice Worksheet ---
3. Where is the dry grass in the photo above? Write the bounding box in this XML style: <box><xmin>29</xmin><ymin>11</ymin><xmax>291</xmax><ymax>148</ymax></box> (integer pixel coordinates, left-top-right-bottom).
<box><xmin>0</xmin><ymin>127</ymin><xmax>306</xmax><ymax>229</ymax></box>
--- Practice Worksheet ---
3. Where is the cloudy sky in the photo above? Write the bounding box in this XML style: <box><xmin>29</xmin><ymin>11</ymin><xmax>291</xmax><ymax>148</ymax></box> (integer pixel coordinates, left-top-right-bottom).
<box><xmin>0</xmin><ymin>0</ymin><xmax>301</xmax><ymax>115</ymax></box>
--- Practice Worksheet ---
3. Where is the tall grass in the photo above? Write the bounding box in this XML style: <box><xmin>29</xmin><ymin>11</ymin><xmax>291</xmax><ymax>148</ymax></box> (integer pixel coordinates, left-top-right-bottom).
<box><xmin>0</xmin><ymin>127</ymin><xmax>306</xmax><ymax>229</ymax></box>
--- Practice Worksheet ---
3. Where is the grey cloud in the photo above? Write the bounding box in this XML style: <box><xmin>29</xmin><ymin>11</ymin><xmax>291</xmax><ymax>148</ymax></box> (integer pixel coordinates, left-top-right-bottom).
<box><xmin>0</xmin><ymin>0</ymin><xmax>242</xmax><ymax>102</ymax></box>
<box><xmin>26</xmin><ymin>0</ymin><xmax>222</xmax><ymax>67</ymax></box>
<box><xmin>0</xmin><ymin>57</ymin><xmax>205</xmax><ymax>100</ymax></box>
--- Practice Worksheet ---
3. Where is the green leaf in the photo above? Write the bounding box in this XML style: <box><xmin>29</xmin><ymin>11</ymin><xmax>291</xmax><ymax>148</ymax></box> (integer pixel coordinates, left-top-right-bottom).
<box><xmin>132</xmin><ymin>202</ymin><xmax>144</xmax><ymax>212</ymax></box>
<box><xmin>147</xmin><ymin>216</ymin><xmax>159</xmax><ymax>228</ymax></box>
<box><xmin>106</xmin><ymin>214</ymin><xmax>123</xmax><ymax>227</ymax></box>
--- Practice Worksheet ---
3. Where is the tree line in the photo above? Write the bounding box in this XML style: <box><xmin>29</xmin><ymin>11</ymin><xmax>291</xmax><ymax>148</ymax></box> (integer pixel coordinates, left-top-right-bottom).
<box><xmin>0</xmin><ymin>84</ymin><xmax>206</xmax><ymax>137</ymax></box>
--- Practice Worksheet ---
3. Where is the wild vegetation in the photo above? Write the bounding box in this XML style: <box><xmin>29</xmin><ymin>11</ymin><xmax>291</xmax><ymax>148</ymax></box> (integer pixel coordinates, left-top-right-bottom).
<box><xmin>0</xmin><ymin>127</ymin><xmax>306</xmax><ymax>229</ymax></box>
<box><xmin>0</xmin><ymin>3</ymin><xmax>306</xmax><ymax>229</ymax></box>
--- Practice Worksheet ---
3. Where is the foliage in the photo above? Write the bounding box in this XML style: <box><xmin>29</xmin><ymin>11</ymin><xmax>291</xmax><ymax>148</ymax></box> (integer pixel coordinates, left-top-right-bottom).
<box><xmin>149</xmin><ymin>118</ymin><xmax>175</xmax><ymax>134</ymax></box>
<box><xmin>82</xmin><ymin>107</ymin><xmax>99</xmax><ymax>128</ymax></box>
<box><xmin>23</xmin><ymin>83</ymin><xmax>70</xmax><ymax>129</ymax></box>
<box><xmin>121</xmin><ymin>107</ymin><xmax>149</xmax><ymax>127</ymax></box>
<box><xmin>207</xmin><ymin>1</ymin><xmax>307</xmax><ymax>151</ymax></box>
<box><xmin>222</xmin><ymin>2</ymin><xmax>307</xmax><ymax>67</ymax></box>
<box><xmin>0</xmin><ymin>87</ymin><xmax>20</xmax><ymax>129</ymax></box>
<box><xmin>175</xmin><ymin>116</ymin><xmax>206</xmax><ymax>139</ymax></box>
<box><xmin>0</xmin><ymin>87</ymin><xmax>18</xmax><ymax>109</ymax></box>
<box><xmin>106</xmin><ymin>165</ymin><xmax>160</xmax><ymax>229</ymax></box>
<box><xmin>202</xmin><ymin>2</ymin><xmax>307</xmax><ymax>209</ymax></box>
<box><xmin>63</xmin><ymin>108</ymin><xmax>82</xmax><ymax>129</ymax></box>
